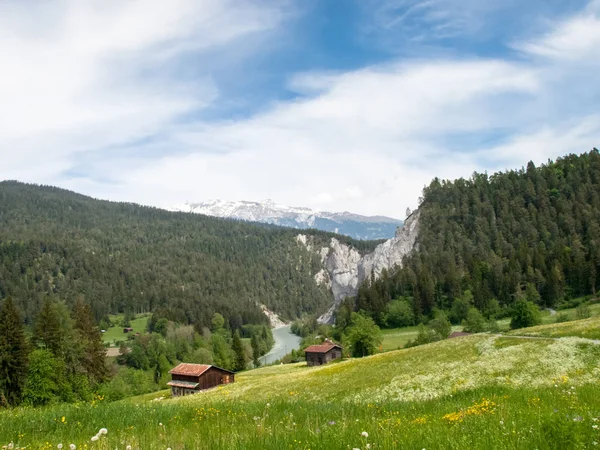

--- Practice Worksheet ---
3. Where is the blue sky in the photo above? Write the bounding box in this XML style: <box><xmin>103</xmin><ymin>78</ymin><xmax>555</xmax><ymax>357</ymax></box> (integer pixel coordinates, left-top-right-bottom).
<box><xmin>1</xmin><ymin>0</ymin><xmax>599</xmax><ymax>218</ymax></box>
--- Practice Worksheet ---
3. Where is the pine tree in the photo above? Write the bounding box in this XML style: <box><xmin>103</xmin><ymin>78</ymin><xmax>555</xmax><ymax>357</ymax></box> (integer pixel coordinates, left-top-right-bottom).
<box><xmin>33</xmin><ymin>297</ymin><xmax>62</xmax><ymax>356</ymax></box>
<box><xmin>0</xmin><ymin>297</ymin><xmax>29</xmax><ymax>405</ymax></box>
<box><xmin>251</xmin><ymin>334</ymin><xmax>261</xmax><ymax>367</ymax></box>
<box><xmin>231</xmin><ymin>331</ymin><xmax>246</xmax><ymax>372</ymax></box>
<box><xmin>71</xmin><ymin>298</ymin><xmax>108</xmax><ymax>384</ymax></box>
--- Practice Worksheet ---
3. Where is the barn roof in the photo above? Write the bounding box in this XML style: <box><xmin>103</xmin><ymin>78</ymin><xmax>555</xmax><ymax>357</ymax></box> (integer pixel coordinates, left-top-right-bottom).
<box><xmin>304</xmin><ymin>342</ymin><xmax>342</xmax><ymax>353</ymax></box>
<box><xmin>169</xmin><ymin>363</ymin><xmax>235</xmax><ymax>376</ymax></box>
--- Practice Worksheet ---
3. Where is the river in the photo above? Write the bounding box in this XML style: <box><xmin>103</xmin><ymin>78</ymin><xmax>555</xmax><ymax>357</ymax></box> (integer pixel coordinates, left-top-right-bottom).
<box><xmin>259</xmin><ymin>324</ymin><xmax>302</xmax><ymax>365</ymax></box>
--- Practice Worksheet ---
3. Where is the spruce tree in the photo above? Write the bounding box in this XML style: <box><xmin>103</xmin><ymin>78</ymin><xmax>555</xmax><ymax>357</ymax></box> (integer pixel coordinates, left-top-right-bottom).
<box><xmin>71</xmin><ymin>298</ymin><xmax>108</xmax><ymax>384</ymax></box>
<box><xmin>231</xmin><ymin>330</ymin><xmax>246</xmax><ymax>372</ymax></box>
<box><xmin>33</xmin><ymin>297</ymin><xmax>62</xmax><ymax>356</ymax></box>
<box><xmin>0</xmin><ymin>297</ymin><xmax>29</xmax><ymax>405</ymax></box>
<box><xmin>251</xmin><ymin>334</ymin><xmax>261</xmax><ymax>367</ymax></box>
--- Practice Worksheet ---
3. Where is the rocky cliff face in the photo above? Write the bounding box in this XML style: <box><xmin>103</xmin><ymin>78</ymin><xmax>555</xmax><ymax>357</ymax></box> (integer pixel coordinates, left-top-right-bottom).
<box><xmin>297</xmin><ymin>211</ymin><xmax>420</xmax><ymax>324</ymax></box>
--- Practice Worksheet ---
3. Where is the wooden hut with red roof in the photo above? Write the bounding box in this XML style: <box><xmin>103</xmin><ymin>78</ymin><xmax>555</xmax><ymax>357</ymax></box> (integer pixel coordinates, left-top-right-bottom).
<box><xmin>167</xmin><ymin>363</ymin><xmax>235</xmax><ymax>397</ymax></box>
<box><xmin>304</xmin><ymin>339</ymin><xmax>343</xmax><ymax>366</ymax></box>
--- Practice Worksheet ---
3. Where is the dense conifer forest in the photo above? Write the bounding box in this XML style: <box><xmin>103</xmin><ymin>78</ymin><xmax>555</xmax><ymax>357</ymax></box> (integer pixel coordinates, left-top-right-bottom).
<box><xmin>354</xmin><ymin>149</ymin><xmax>600</xmax><ymax>326</ymax></box>
<box><xmin>0</xmin><ymin>182</ymin><xmax>379</xmax><ymax>330</ymax></box>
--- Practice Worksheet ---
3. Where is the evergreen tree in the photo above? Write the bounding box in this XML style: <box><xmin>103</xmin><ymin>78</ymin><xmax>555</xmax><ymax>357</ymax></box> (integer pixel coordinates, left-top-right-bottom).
<box><xmin>231</xmin><ymin>331</ymin><xmax>247</xmax><ymax>372</ymax></box>
<box><xmin>251</xmin><ymin>334</ymin><xmax>261</xmax><ymax>367</ymax></box>
<box><xmin>71</xmin><ymin>298</ymin><xmax>108</xmax><ymax>384</ymax></box>
<box><xmin>32</xmin><ymin>297</ymin><xmax>62</xmax><ymax>355</ymax></box>
<box><xmin>0</xmin><ymin>297</ymin><xmax>29</xmax><ymax>405</ymax></box>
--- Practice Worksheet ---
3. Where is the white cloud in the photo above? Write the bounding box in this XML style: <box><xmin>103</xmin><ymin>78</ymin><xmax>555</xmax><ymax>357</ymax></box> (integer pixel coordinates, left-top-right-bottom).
<box><xmin>1</xmin><ymin>0</ymin><xmax>599</xmax><ymax>220</ymax></box>
<box><xmin>518</xmin><ymin>0</ymin><xmax>600</xmax><ymax>60</ymax></box>
<box><xmin>0</xmin><ymin>0</ymin><xmax>286</xmax><ymax>180</ymax></box>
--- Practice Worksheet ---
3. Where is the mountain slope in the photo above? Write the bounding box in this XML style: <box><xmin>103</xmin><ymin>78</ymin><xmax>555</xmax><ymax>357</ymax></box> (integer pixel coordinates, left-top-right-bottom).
<box><xmin>0</xmin><ymin>182</ymin><xmax>380</xmax><ymax>328</ymax></box>
<box><xmin>356</xmin><ymin>149</ymin><xmax>600</xmax><ymax>325</ymax></box>
<box><xmin>169</xmin><ymin>199</ymin><xmax>403</xmax><ymax>240</ymax></box>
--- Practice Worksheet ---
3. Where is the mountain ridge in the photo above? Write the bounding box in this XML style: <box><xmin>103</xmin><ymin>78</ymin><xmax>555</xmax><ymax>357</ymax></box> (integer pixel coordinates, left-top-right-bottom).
<box><xmin>168</xmin><ymin>199</ymin><xmax>403</xmax><ymax>240</ymax></box>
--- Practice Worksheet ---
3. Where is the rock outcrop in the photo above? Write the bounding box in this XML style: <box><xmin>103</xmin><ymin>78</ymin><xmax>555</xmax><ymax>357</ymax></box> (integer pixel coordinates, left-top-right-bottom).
<box><xmin>297</xmin><ymin>211</ymin><xmax>420</xmax><ymax>324</ymax></box>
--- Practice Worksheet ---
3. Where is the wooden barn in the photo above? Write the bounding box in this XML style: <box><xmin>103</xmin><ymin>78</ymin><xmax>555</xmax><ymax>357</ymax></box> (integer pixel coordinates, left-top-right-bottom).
<box><xmin>304</xmin><ymin>340</ymin><xmax>343</xmax><ymax>366</ymax></box>
<box><xmin>167</xmin><ymin>363</ymin><xmax>235</xmax><ymax>397</ymax></box>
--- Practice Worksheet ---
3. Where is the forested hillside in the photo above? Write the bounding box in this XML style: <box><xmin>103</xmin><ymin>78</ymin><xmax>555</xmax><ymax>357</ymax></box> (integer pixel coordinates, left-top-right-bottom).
<box><xmin>356</xmin><ymin>149</ymin><xmax>600</xmax><ymax>325</ymax></box>
<box><xmin>0</xmin><ymin>182</ymin><xmax>379</xmax><ymax>329</ymax></box>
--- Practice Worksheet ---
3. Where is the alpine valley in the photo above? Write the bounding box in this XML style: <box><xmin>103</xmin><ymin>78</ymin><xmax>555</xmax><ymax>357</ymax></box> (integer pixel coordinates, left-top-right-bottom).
<box><xmin>168</xmin><ymin>199</ymin><xmax>403</xmax><ymax>240</ymax></box>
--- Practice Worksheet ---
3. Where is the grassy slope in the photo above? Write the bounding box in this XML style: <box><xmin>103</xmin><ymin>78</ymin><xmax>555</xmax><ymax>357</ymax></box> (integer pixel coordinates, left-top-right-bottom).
<box><xmin>3</xmin><ymin>327</ymin><xmax>600</xmax><ymax>449</ymax></box>
<box><xmin>506</xmin><ymin>316</ymin><xmax>600</xmax><ymax>340</ymax></box>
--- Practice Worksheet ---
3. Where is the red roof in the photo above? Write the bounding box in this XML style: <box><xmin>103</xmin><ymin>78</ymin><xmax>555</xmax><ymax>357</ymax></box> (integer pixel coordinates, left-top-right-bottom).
<box><xmin>169</xmin><ymin>363</ymin><xmax>211</xmax><ymax>377</ymax></box>
<box><xmin>304</xmin><ymin>343</ymin><xmax>342</xmax><ymax>354</ymax></box>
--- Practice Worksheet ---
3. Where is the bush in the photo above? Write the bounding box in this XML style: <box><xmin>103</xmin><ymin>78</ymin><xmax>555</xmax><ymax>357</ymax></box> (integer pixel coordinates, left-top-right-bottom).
<box><xmin>404</xmin><ymin>324</ymin><xmax>438</xmax><ymax>348</ymax></box>
<box><xmin>385</xmin><ymin>299</ymin><xmax>415</xmax><ymax>328</ymax></box>
<box><xmin>429</xmin><ymin>311</ymin><xmax>452</xmax><ymax>339</ymax></box>
<box><xmin>555</xmin><ymin>312</ymin><xmax>570</xmax><ymax>323</ymax></box>
<box><xmin>345</xmin><ymin>313</ymin><xmax>383</xmax><ymax>357</ymax></box>
<box><xmin>462</xmin><ymin>308</ymin><xmax>486</xmax><ymax>333</ymax></box>
<box><xmin>510</xmin><ymin>299</ymin><xmax>541</xmax><ymax>330</ymax></box>
<box><xmin>576</xmin><ymin>304</ymin><xmax>592</xmax><ymax>320</ymax></box>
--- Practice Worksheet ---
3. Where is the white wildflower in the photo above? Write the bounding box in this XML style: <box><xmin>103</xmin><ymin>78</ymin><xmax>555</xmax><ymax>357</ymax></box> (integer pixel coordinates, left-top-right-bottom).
<box><xmin>57</xmin><ymin>445</ymin><xmax>63</xmax><ymax>450</ymax></box>
<box><xmin>91</xmin><ymin>436</ymin><xmax>99</xmax><ymax>442</ymax></box>
<box><xmin>70</xmin><ymin>445</ymin><xmax>76</xmax><ymax>450</ymax></box>
<box><xmin>361</xmin><ymin>431</ymin><xmax>369</xmax><ymax>438</ymax></box>
<box><xmin>593</xmin><ymin>425</ymin><xmax>598</xmax><ymax>429</ymax></box>
<box><xmin>366</xmin><ymin>444</ymin><xmax>371</xmax><ymax>449</ymax></box>
<box><xmin>126</xmin><ymin>447</ymin><xmax>132</xmax><ymax>450</ymax></box>
<box><xmin>98</xmin><ymin>428</ymin><xmax>107</xmax><ymax>435</ymax></box>
<box><xmin>159</xmin><ymin>423</ymin><xmax>163</xmax><ymax>427</ymax></box>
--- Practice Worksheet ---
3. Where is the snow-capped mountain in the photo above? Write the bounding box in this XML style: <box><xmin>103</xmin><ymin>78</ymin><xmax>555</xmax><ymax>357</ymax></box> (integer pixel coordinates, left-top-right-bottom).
<box><xmin>168</xmin><ymin>199</ymin><xmax>403</xmax><ymax>240</ymax></box>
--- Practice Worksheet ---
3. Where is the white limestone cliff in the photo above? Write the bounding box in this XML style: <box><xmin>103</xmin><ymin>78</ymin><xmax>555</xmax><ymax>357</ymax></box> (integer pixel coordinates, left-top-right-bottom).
<box><xmin>296</xmin><ymin>211</ymin><xmax>420</xmax><ymax>324</ymax></box>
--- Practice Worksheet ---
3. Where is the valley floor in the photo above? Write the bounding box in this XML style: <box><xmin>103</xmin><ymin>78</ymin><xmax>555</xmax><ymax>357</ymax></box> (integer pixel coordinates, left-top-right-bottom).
<box><xmin>2</xmin><ymin>318</ymin><xmax>600</xmax><ymax>449</ymax></box>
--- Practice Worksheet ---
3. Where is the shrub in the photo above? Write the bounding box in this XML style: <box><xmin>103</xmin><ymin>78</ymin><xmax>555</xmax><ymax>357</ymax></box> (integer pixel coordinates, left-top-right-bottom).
<box><xmin>510</xmin><ymin>299</ymin><xmax>541</xmax><ymax>330</ymax></box>
<box><xmin>555</xmin><ymin>312</ymin><xmax>570</xmax><ymax>323</ymax></box>
<box><xmin>462</xmin><ymin>308</ymin><xmax>487</xmax><ymax>333</ymax></box>
<box><xmin>345</xmin><ymin>313</ymin><xmax>383</xmax><ymax>357</ymax></box>
<box><xmin>576</xmin><ymin>304</ymin><xmax>592</xmax><ymax>320</ymax></box>
<box><xmin>385</xmin><ymin>299</ymin><xmax>415</xmax><ymax>328</ymax></box>
<box><xmin>429</xmin><ymin>311</ymin><xmax>452</xmax><ymax>339</ymax></box>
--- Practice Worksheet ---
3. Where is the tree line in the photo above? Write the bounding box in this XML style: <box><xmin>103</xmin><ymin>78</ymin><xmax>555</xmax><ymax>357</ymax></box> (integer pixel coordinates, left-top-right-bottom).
<box><xmin>0</xmin><ymin>296</ymin><xmax>106</xmax><ymax>406</ymax></box>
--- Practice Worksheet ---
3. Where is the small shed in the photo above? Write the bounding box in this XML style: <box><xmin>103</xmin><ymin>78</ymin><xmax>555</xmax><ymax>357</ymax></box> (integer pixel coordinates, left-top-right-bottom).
<box><xmin>167</xmin><ymin>363</ymin><xmax>235</xmax><ymax>397</ymax></box>
<box><xmin>123</xmin><ymin>327</ymin><xmax>134</xmax><ymax>333</ymax></box>
<box><xmin>304</xmin><ymin>340</ymin><xmax>343</xmax><ymax>366</ymax></box>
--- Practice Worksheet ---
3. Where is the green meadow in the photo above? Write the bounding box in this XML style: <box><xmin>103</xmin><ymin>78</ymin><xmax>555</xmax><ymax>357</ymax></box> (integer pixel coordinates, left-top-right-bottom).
<box><xmin>102</xmin><ymin>315</ymin><xmax>151</xmax><ymax>346</ymax></box>
<box><xmin>2</xmin><ymin>317</ymin><xmax>600</xmax><ymax>449</ymax></box>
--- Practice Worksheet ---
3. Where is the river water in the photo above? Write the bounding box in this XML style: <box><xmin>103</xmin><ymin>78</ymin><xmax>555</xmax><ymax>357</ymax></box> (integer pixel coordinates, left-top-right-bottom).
<box><xmin>259</xmin><ymin>325</ymin><xmax>302</xmax><ymax>365</ymax></box>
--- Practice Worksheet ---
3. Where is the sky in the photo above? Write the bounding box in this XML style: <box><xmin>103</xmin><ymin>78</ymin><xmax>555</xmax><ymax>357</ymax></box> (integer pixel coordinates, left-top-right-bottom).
<box><xmin>1</xmin><ymin>0</ymin><xmax>599</xmax><ymax>219</ymax></box>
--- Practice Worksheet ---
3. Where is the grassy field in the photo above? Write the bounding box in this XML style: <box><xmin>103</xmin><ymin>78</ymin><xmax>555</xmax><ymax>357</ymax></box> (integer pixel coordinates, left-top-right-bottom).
<box><xmin>3</xmin><ymin>322</ymin><xmax>600</xmax><ymax>449</ymax></box>
<box><xmin>507</xmin><ymin>316</ymin><xmax>600</xmax><ymax>340</ymax></box>
<box><xmin>102</xmin><ymin>314</ymin><xmax>151</xmax><ymax>346</ymax></box>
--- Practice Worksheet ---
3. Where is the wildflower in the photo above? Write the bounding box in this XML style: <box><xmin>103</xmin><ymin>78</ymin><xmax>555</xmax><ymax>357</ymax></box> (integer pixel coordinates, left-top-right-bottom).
<box><xmin>159</xmin><ymin>423</ymin><xmax>163</xmax><ymax>427</ymax></box>
<box><xmin>328</xmin><ymin>421</ymin><xmax>336</xmax><ymax>425</ymax></box>
<box><xmin>361</xmin><ymin>431</ymin><xmax>369</xmax><ymax>438</ymax></box>
<box><xmin>91</xmin><ymin>436</ymin><xmax>99</xmax><ymax>442</ymax></box>
<box><xmin>70</xmin><ymin>445</ymin><xmax>76</xmax><ymax>450</ymax></box>
<box><xmin>98</xmin><ymin>428</ymin><xmax>107</xmax><ymax>435</ymax></box>
<box><xmin>573</xmin><ymin>416</ymin><xmax>583</xmax><ymax>422</ymax></box>
<box><xmin>58</xmin><ymin>445</ymin><xmax>63</xmax><ymax>450</ymax></box>
<box><xmin>366</xmin><ymin>444</ymin><xmax>371</xmax><ymax>449</ymax></box>
<box><xmin>126</xmin><ymin>447</ymin><xmax>132</xmax><ymax>450</ymax></box>
<box><xmin>593</xmin><ymin>425</ymin><xmax>598</xmax><ymax>429</ymax></box>
<box><xmin>500</xmin><ymin>420</ymin><xmax>504</xmax><ymax>426</ymax></box>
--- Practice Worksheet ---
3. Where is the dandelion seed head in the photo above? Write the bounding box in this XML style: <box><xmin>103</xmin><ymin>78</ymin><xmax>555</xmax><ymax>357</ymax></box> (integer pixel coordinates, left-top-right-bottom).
<box><xmin>361</xmin><ymin>431</ymin><xmax>369</xmax><ymax>438</ymax></box>
<box><xmin>91</xmin><ymin>436</ymin><xmax>99</xmax><ymax>442</ymax></box>
<box><xmin>57</xmin><ymin>445</ymin><xmax>63</xmax><ymax>449</ymax></box>
<box><xmin>98</xmin><ymin>428</ymin><xmax>107</xmax><ymax>435</ymax></box>
<box><xmin>69</xmin><ymin>445</ymin><xmax>76</xmax><ymax>450</ymax></box>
